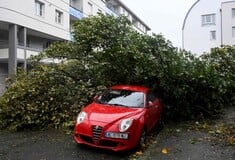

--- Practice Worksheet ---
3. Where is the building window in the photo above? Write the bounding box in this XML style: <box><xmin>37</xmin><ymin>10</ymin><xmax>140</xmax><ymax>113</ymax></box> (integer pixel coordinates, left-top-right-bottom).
<box><xmin>55</xmin><ymin>10</ymin><xmax>63</xmax><ymax>24</ymax></box>
<box><xmin>98</xmin><ymin>9</ymin><xmax>102</xmax><ymax>13</ymax></box>
<box><xmin>232</xmin><ymin>27</ymin><xmax>235</xmax><ymax>37</ymax></box>
<box><xmin>88</xmin><ymin>2</ymin><xmax>93</xmax><ymax>15</ymax></box>
<box><xmin>210</xmin><ymin>31</ymin><xmax>216</xmax><ymax>40</ymax></box>
<box><xmin>35</xmin><ymin>0</ymin><xmax>44</xmax><ymax>17</ymax></box>
<box><xmin>202</xmin><ymin>14</ymin><xmax>215</xmax><ymax>25</ymax></box>
<box><xmin>232</xmin><ymin>8</ymin><xmax>235</xmax><ymax>18</ymax></box>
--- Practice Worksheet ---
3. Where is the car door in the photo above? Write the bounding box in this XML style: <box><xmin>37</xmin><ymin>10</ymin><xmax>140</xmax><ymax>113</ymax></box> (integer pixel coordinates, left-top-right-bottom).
<box><xmin>146</xmin><ymin>92</ymin><xmax>159</xmax><ymax>131</ymax></box>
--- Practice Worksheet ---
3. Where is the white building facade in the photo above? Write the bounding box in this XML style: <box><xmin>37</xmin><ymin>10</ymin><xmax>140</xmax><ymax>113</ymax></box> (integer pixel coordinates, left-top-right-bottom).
<box><xmin>182</xmin><ymin>0</ymin><xmax>235</xmax><ymax>55</ymax></box>
<box><xmin>0</xmin><ymin>0</ymin><xmax>150</xmax><ymax>94</ymax></box>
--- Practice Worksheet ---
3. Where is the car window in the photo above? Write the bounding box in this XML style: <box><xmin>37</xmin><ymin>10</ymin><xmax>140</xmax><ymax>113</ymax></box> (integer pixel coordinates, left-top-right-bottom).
<box><xmin>96</xmin><ymin>89</ymin><xmax>144</xmax><ymax>108</ymax></box>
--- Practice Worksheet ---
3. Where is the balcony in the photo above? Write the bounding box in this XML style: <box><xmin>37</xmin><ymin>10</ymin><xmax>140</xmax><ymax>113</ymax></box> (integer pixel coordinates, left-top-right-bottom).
<box><xmin>69</xmin><ymin>6</ymin><xmax>83</xmax><ymax>20</ymax></box>
<box><xmin>105</xmin><ymin>7</ymin><xmax>119</xmax><ymax>17</ymax></box>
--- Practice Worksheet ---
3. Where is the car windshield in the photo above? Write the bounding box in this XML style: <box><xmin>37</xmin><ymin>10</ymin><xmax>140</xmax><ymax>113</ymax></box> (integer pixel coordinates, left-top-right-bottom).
<box><xmin>96</xmin><ymin>89</ymin><xmax>144</xmax><ymax>108</ymax></box>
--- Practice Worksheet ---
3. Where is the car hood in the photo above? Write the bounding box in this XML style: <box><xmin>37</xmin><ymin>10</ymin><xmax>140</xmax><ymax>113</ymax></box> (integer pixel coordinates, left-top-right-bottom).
<box><xmin>83</xmin><ymin>102</ymin><xmax>144</xmax><ymax>124</ymax></box>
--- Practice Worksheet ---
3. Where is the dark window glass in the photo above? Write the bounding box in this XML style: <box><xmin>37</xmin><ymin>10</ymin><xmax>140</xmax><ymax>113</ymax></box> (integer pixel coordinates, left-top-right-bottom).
<box><xmin>147</xmin><ymin>92</ymin><xmax>157</xmax><ymax>102</ymax></box>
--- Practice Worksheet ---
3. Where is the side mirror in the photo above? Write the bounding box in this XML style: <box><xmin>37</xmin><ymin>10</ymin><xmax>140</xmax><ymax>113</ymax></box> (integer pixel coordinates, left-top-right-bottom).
<box><xmin>93</xmin><ymin>95</ymin><xmax>99</xmax><ymax>101</ymax></box>
<box><xmin>147</xmin><ymin>101</ymin><xmax>153</xmax><ymax>108</ymax></box>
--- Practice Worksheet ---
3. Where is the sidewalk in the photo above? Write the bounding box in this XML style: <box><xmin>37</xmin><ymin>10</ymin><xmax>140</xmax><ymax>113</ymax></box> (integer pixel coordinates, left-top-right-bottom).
<box><xmin>138</xmin><ymin>106</ymin><xmax>235</xmax><ymax>160</ymax></box>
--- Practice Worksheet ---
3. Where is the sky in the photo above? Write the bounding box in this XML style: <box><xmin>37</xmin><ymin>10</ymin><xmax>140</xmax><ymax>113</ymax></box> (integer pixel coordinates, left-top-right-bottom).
<box><xmin>123</xmin><ymin>0</ymin><xmax>198</xmax><ymax>48</ymax></box>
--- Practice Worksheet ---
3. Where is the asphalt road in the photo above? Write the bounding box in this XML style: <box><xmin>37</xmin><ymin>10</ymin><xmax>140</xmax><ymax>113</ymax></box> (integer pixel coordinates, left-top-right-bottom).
<box><xmin>0</xmin><ymin>130</ymin><xmax>131</xmax><ymax>160</ymax></box>
<box><xmin>0</xmin><ymin>106</ymin><xmax>234</xmax><ymax>160</ymax></box>
<box><xmin>139</xmin><ymin>106</ymin><xmax>235</xmax><ymax>160</ymax></box>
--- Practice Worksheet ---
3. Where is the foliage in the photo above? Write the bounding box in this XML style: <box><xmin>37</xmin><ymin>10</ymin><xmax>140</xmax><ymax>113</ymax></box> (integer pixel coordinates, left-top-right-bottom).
<box><xmin>0</xmin><ymin>14</ymin><xmax>234</xmax><ymax>130</ymax></box>
<box><xmin>162</xmin><ymin>46</ymin><xmax>235</xmax><ymax>119</ymax></box>
<box><xmin>201</xmin><ymin>46</ymin><xmax>235</xmax><ymax>105</ymax></box>
<box><xmin>0</xmin><ymin>64</ymin><xmax>105</xmax><ymax>130</ymax></box>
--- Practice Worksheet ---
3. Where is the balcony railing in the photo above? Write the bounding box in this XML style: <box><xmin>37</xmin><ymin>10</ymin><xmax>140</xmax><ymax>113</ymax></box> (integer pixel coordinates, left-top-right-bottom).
<box><xmin>69</xmin><ymin>6</ymin><xmax>83</xmax><ymax>19</ymax></box>
<box><xmin>105</xmin><ymin>7</ymin><xmax>119</xmax><ymax>17</ymax></box>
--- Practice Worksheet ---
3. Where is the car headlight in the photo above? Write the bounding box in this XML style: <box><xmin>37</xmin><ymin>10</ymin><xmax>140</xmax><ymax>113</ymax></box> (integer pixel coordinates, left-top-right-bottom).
<box><xmin>119</xmin><ymin>118</ymin><xmax>133</xmax><ymax>132</ymax></box>
<box><xmin>76</xmin><ymin>111</ymin><xmax>86</xmax><ymax>124</ymax></box>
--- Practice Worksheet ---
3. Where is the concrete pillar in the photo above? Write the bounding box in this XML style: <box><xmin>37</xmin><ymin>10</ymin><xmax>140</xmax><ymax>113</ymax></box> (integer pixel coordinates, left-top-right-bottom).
<box><xmin>8</xmin><ymin>24</ymin><xmax>17</xmax><ymax>75</ymax></box>
<box><xmin>19</xmin><ymin>27</ymin><xmax>27</xmax><ymax>70</ymax></box>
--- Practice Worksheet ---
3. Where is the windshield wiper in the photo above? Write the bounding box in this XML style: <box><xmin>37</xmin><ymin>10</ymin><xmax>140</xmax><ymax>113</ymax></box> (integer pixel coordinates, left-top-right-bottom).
<box><xmin>95</xmin><ymin>101</ymin><xmax>106</xmax><ymax>104</ymax></box>
<box><xmin>108</xmin><ymin>103</ymin><xmax>129</xmax><ymax>107</ymax></box>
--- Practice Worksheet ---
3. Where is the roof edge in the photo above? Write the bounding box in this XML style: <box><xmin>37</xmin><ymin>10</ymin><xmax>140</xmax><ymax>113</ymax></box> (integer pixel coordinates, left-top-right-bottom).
<box><xmin>117</xmin><ymin>0</ymin><xmax>151</xmax><ymax>30</ymax></box>
<box><xmin>182</xmin><ymin>0</ymin><xmax>200</xmax><ymax>31</ymax></box>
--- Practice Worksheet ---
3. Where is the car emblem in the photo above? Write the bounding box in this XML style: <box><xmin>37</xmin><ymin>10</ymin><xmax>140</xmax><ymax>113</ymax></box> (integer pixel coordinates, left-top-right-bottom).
<box><xmin>95</xmin><ymin>125</ymin><xmax>99</xmax><ymax>129</ymax></box>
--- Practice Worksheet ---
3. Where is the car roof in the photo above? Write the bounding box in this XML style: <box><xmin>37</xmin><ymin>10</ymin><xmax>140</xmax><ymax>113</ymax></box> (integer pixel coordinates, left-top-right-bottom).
<box><xmin>110</xmin><ymin>85</ymin><xmax>150</xmax><ymax>93</ymax></box>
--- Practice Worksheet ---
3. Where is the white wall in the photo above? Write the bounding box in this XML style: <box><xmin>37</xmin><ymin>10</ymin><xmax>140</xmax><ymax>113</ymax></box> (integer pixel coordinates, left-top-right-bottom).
<box><xmin>82</xmin><ymin>0</ymin><xmax>106</xmax><ymax>16</ymax></box>
<box><xmin>0</xmin><ymin>0</ymin><xmax>70</xmax><ymax>40</ymax></box>
<box><xmin>222</xmin><ymin>1</ymin><xmax>235</xmax><ymax>45</ymax></box>
<box><xmin>183</xmin><ymin>0</ymin><xmax>229</xmax><ymax>55</ymax></box>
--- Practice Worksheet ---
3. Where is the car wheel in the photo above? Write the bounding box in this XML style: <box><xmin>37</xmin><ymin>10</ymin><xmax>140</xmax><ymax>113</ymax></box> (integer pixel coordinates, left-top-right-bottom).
<box><xmin>139</xmin><ymin>128</ymin><xmax>147</xmax><ymax>148</ymax></box>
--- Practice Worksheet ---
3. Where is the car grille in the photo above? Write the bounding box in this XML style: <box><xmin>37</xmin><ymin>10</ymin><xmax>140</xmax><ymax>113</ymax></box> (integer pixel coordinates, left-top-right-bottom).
<box><xmin>92</xmin><ymin>125</ymin><xmax>103</xmax><ymax>140</ymax></box>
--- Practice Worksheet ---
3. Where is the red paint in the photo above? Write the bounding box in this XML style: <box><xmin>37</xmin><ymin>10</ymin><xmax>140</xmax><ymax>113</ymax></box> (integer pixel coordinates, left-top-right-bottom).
<box><xmin>74</xmin><ymin>85</ymin><xmax>163</xmax><ymax>151</ymax></box>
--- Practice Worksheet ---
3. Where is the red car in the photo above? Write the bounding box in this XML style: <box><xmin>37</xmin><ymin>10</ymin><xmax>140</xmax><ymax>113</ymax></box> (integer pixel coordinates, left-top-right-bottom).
<box><xmin>74</xmin><ymin>85</ymin><xmax>163</xmax><ymax>151</ymax></box>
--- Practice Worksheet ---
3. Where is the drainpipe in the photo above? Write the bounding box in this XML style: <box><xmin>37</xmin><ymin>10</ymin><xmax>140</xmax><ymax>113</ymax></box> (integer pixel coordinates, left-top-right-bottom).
<box><xmin>220</xmin><ymin>8</ymin><xmax>223</xmax><ymax>46</ymax></box>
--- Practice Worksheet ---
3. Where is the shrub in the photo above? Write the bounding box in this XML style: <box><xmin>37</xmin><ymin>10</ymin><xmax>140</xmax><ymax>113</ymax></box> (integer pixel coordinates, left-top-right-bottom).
<box><xmin>0</xmin><ymin>64</ymin><xmax>105</xmax><ymax>130</ymax></box>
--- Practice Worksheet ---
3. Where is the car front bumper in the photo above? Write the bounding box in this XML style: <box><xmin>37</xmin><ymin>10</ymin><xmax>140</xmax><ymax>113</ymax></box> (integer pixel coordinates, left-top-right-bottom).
<box><xmin>74</xmin><ymin>122</ymin><xmax>140</xmax><ymax>151</ymax></box>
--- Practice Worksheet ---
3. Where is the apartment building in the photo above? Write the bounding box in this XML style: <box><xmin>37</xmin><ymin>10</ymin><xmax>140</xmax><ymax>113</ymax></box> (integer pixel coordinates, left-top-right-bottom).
<box><xmin>182</xmin><ymin>0</ymin><xmax>235</xmax><ymax>55</ymax></box>
<box><xmin>0</xmin><ymin>0</ymin><xmax>150</xmax><ymax>94</ymax></box>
